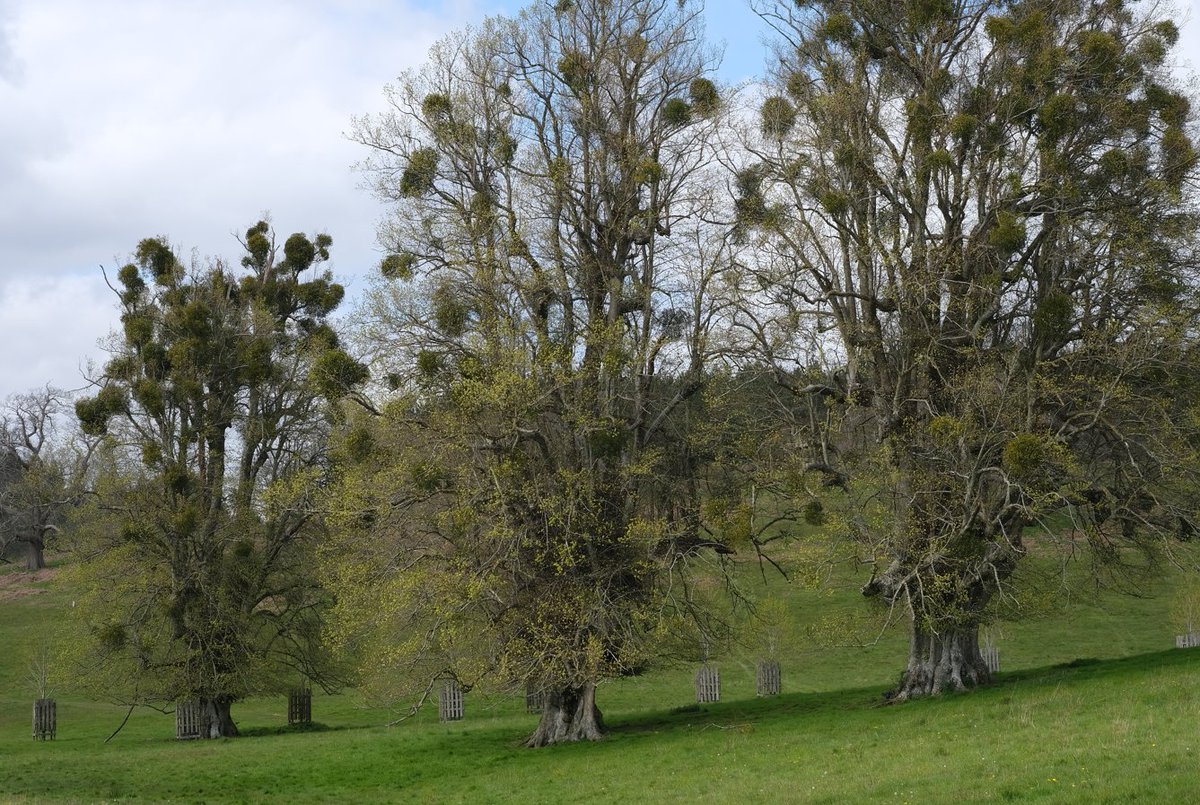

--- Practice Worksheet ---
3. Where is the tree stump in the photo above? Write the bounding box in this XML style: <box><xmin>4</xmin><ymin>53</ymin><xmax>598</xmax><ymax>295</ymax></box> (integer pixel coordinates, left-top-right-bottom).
<box><xmin>695</xmin><ymin>665</ymin><xmax>720</xmax><ymax>703</ymax></box>
<box><xmin>32</xmin><ymin>698</ymin><xmax>56</xmax><ymax>741</ymax></box>
<box><xmin>439</xmin><ymin>679</ymin><xmax>464</xmax><ymax>721</ymax></box>
<box><xmin>288</xmin><ymin>687</ymin><xmax>312</xmax><ymax>725</ymax></box>
<box><xmin>756</xmin><ymin>660</ymin><xmax>781</xmax><ymax>696</ymax></box>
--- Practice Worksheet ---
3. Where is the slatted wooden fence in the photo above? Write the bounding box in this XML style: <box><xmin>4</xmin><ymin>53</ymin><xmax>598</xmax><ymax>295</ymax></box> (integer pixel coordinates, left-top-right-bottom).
<box><xmin>175</xmin><ymin>700</ymin><xmax>207</xmax><ymax>740</ymax></box>
<box><xmin>525</xmin><ymin>681</ymin><xmax>544</xmax><ymax>714</ymax></box>
<box><xmin>695</xmin><ymin>665</ymin><xmax>720</xmax><ymax>703</ymax></box>
<box><xmin>756</xmin><ymin>660</ymin><xmax>781</xmax><ymax>696</ymax></box>
<box><xmin>32</xmin><ymin>699</ymin><xmax>55</xmax><ymax>741</ymax></box>
<box><xmin>1176</xmin><ymin>632</ymin><xmax>1200</xmax><ymax>648</ymax></box>
<box><xmin>439</xmin><ymin>680</ymin><xmax>464</xmax><ymax>721</ymax></box>
<box><xmin>981</xmin><ymin>643</ymin><xmax>1000</xmax><ymax>674</ymax></box>
<box><xmin>288</xmin><ymin>688</ymin><xmax>312</xmax><ymax>725</ymax></box>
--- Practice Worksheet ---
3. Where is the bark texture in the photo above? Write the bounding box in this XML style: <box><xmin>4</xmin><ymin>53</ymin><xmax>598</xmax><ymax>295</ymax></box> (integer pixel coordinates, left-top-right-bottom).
<box><xmin>886</xmin><ymin>621</ymin><xmax>989</xmax><ymax>703</ymax></box>
<box><xmin>25</xmin><ymin>538</ymin><xmax>45</xmax><ymax>571</ymax></box>
<box><xmin>201</xmin><ymin>696</ymin><xmax>239</xmax><ymax>739</ymax></box>
<box><xmin>525</xmin><ymin>683</ymin><xmax>604</xmax><ymax>747</ymax></box>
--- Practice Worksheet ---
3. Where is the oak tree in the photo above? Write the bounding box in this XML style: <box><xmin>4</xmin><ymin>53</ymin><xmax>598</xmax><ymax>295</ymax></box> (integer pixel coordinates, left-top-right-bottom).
<box><xmin>0</xmin><ymin>388</ymin><xmax>91</xmax><ymax>571</ymax></box>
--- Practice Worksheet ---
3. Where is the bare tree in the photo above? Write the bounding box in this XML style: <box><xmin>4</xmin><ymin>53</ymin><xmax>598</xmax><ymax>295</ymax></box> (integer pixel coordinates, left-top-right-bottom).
<box><xmin>0</xmin><ymin>387</ymin><xmax>92</xmax><ymax>571</ymax></box>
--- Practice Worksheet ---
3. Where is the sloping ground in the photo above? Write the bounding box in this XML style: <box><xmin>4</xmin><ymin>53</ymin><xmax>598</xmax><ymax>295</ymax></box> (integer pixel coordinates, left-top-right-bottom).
<box><xmin>0</xmin><ymin>557</ymin><xmax>1197</xmax><ymax>802</ymax></box>
<box><xmin>0</xmin><ymin>567</ymin><xmax>58</xmax><ymax>601</ymax></box>
<box><xmin>1</xmin><ymin>649</ymin><xmax>1198</xmax><ymax>803</ymax></box>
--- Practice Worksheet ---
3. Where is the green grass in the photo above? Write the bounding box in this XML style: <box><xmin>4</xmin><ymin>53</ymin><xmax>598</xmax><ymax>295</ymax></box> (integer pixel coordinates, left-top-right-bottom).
<box><xmin>2</xmin><ymin>556</ymin><xmax>1199</xmax><ymax>803</ymax></box>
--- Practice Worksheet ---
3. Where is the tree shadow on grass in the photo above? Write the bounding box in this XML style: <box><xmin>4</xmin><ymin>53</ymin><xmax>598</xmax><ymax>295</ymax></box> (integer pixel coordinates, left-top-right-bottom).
<box><xmin>601</xmin><ymin>646</ymin><xmax>1200</xmax><ymax>740</ymax></box>
<box><xmin>235</xmin><ymin>722</ymin><xmax>348</xmax><ymax>739</ymax></box>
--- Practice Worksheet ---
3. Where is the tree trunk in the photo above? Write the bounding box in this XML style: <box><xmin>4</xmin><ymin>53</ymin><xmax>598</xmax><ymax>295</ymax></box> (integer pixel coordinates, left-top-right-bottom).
<box><xmin>25</xmin><ymin>538</ymin><xmax>45</xmax><ymax>571</ymax></box>
<box><xmin>201</xmin><ymin>696</ymin><xmax>239</xmax><ymax>739</ymax></box>
<box><xmin>525</xmin><ymin>683</ymin><xmax>604</xmax><ymax>747</ymax></box>
<box><xmin>886</xmin><ymin>619</ymin><xmax>990</xmax><ymax>703</ymax></box>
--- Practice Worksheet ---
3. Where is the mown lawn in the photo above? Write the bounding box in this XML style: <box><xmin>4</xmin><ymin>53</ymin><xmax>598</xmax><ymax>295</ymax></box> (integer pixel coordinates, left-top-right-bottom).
<box><xmin>2</xmin><ymin>555</ymin><xmax>1198</xmax><ymax>803</ymax></box>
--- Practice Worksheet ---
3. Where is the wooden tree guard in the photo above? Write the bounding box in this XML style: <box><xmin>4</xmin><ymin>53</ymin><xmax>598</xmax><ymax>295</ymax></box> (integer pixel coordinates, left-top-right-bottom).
<box><xmin>32</xmin><ymin>698</ymin><xmax>56</xmax><ymax>741</ymax></box>
<box><xmin>288</xmin><ymin>687</ymin><xmax>312</xmax><ymax>725</ymax></box>
<box><xmin>525</xmin><ymin>681</ymin><xmax>544</xmax><ymax>714</ymax></box>
<box><xmin>695</xmin><ymin>665</ymin><xmax>720</xmax><ymax>703</ymax></box>
<box><xmin>756</xmin><ymin>660</ymin><xmax>781</xmax><ymax>697</ymax></box>
<box><xmin>175</xmin><ymin>700</ymin><xmax>208</xmax><ymax>740</ymax></box>
<box><xmin>981</xmin><ymin>640</ymin><xmax>1000</xmax><ymax>674</ymax></box>
<box><xmin>439</xmin><ymin>680</ymin><xmax>464</xmax><ymax>721</ymax></box>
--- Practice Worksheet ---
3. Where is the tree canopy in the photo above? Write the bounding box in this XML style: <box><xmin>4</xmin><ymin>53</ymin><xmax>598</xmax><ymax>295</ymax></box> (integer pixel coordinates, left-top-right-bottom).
<box><xmin>734</xmin><ymin>0</ymin><xmax>1200</xmax><ymax>698</ymax></box>
<box><xmin>10</xmin><ymin>0</ymin><xmax>1196</xmax><ymax>754</ymax></box>
<box><xmin>0</xmin><ymin>388</ymin><xmax>89</xmax><ymax>571</ymax></box>
<box><xmin>328</xmin><ymin>0</ymin><xmax>737</xmax><ymax>745</ymax></box>
<box><xmin>64</xmin><ymin>223</ymin><xmax>366</xmax><ymax>737</ymax></box>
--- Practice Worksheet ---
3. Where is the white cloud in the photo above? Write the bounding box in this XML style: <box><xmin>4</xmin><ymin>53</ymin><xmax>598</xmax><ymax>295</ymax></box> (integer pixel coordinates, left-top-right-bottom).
<box><xmin>0</xmin><ymin>0</ymin><xmax>1197</xmax><ymax>402</ymax></box>
<box><xmin>0</xmin><ymin>0</ymin><xmax>482</xmax><ymax>400</ymax></box>
<box><xmin>0</xmin><ymin>272</ymin><xmax>114</xmax><ymax>394</ymax></box>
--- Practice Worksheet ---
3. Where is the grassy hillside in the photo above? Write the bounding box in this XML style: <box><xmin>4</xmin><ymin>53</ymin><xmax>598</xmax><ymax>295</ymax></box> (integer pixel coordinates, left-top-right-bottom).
<box><xmin>1</xmin><ymin>554</ymin><xmax>1198</xmax><ymax>803</ymax></box>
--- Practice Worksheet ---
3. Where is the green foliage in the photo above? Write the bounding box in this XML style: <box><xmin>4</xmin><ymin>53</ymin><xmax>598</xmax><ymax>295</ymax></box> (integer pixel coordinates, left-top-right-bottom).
<box><xmin>818</xmin><ymin>188</ymin><xmax>849</xmax><ymax>217</ymax></box>
<box><xmin>632</xmin><ymin>157</ymin><xmax>663</xmax><ymax>185</ymax></box>
<box><xmin>908</xmin><ymin>0</ymin><xmax>953</xmax><ymax>28</ymax></box>
<box><xmin>121</xmin><ymin>312</ymin><xmax>154</xmax><ymax>348</ymax></box>
<box><xmin>492</xmin><ymin>130</ymin><xmax>518</xmax><ymax>165</ymax></box>
<box><xmin>1162</xmin><ymin>126</ymin><xmax>1198</xmax><ymax>190</ymax></box>
<box><xmin>760</xmin><ymin>95</ymin><xmax>796</xmax><ymax>138</ymax></box>
<box><xmin>926</xmin><ymin>415</ymin><xmax>965</xmax><ymax>446</ymax></box>
<box><xmin>342</xmin><ymin>424</ymin><xmax>375</xmax><ymax>463</ymax></box>
<box><xmin>988</xmin><ymin>211</ymin><xmax>1026</xmax><ymax>256</ymax></box>
<box><xmin>556</xmin><ymin>49</ymin><xmax>591</xmax><ymax>93</ymax></box>
<box><xmin>820</xmin><ymin>12</ymin><xmax>855</xmax><ymax>45</ymax></box>
<box><xmin>243</xmin><ymin>220</ymin><xmax>272</xmax><ymax>268</ymax></box>
<box><xmin>1037</xmin><ymin>93</ymin><xmax>1076</xmax><ymax>142</ymax></box>
<box><xmin>73</xmin><ymin>386</ymin><xmax>125</xmax><ymax>437</ymax></box>
<box><xmin>802</xmin><ymin>500</ymin><xmax>825</xmax><ymax>526</ymax></box>
<box><xmin>421</xmin><ymin>92</ymin><xmax>452</xmax><ymax>123</ymax></box>
<box><xmin>311</xmin><ymin>349</ymin><xmax>370</xmax><ymax>400</ymax></box>
<box><xmin>282</xmin><ymin>233</ymin><xmax>317</xmax><ymax>273</ymax></box>
<box><xmin>415</xmin><ymin>349</ymin><xmax>442</xmax><ymax>378</ymax></box>
<box><xmin>135</xmin><ymin>238</ymin><xmax>179</xmax><ymax>285</ymax></box>
<box><xmin>662</xmin><ymin>97</ymin><xmax>691</xmax><ymax>126</ymax></box>
<box><xmin>1078</xmin><ymin>30</ymin><xmax>1119</xmax><ymax>74</ymax></box>
<box><xmin>431</xmin><ymin>284</ymin><xmax>469</xmax><ymax>336</ymax></box>
<box><xmin>1001</xmin><ymin>432</ymin><xmax>1068</xmax><ymax>487</ymax></box>
<box><xmin>64</xmin><ymin>222</ymin><xmax>363</xmax><ymax>734</ymax></box>
<box><xmin>688</xmin><ymin>78</ymin><xmax>718</xmax><ymax>116</ymax></box>
<box><xmin>733</xmin><ymin>167</ymin><xmax>778</xmax><ymax>230</ymax></box>
<box><xmin>400</xmin><ymin>148</ymin><xmax>439</xmax><ymax>197</ymax></box>
<box><xmin>380</xmin><ymin>252</ymin><xmax>415</xmax><ymax>280</ymax></box>
<box><xmin>948</xmin><ymin>112</ymin><xmax>978</xmax><ymax>140</ymax></box>
<box><xmin>1033</xmin><ymin>290</ymin><xmax>1072</xmax><ymax>342</ymax></box>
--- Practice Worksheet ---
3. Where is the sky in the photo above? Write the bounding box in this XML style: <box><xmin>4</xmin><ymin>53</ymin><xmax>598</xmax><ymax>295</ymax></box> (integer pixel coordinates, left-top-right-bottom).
<box><xmin>0</xmin><ymin>0</ymin><xmax>1196</xmax><ymax>402</ymax></box>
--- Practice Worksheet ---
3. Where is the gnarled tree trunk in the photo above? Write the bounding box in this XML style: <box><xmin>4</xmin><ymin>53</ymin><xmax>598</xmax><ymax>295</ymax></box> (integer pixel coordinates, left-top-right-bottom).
<box><xmin>865</xmin><ymin>553</ymin><xmax>1005</xmax><ymax>703</ymax></box>
<box><xmin>525</xmin><ymin>683</ymin><xmax>604</xmax><ymax>747</ymax></box>
<box><xmin>25</xmin><ymin>537</ymin><xmax>45</xmax><ymax>571</ymax></box>
<box><xmin>886</xmin><ymin>619</ymin><xmax>990</xmax><ymax>702</ymax></box>
<box><xmin>200</xmin><ymin>696</ymin><xmax>239</xmax><ymax>739</ymax></box>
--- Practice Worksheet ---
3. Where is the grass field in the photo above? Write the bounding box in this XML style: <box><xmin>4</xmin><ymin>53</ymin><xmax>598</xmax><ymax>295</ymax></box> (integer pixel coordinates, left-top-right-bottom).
<box><xmin>2</xmin><ymin>554</ymin><xmax>1199</xmax><ymax>803</ymax></box>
